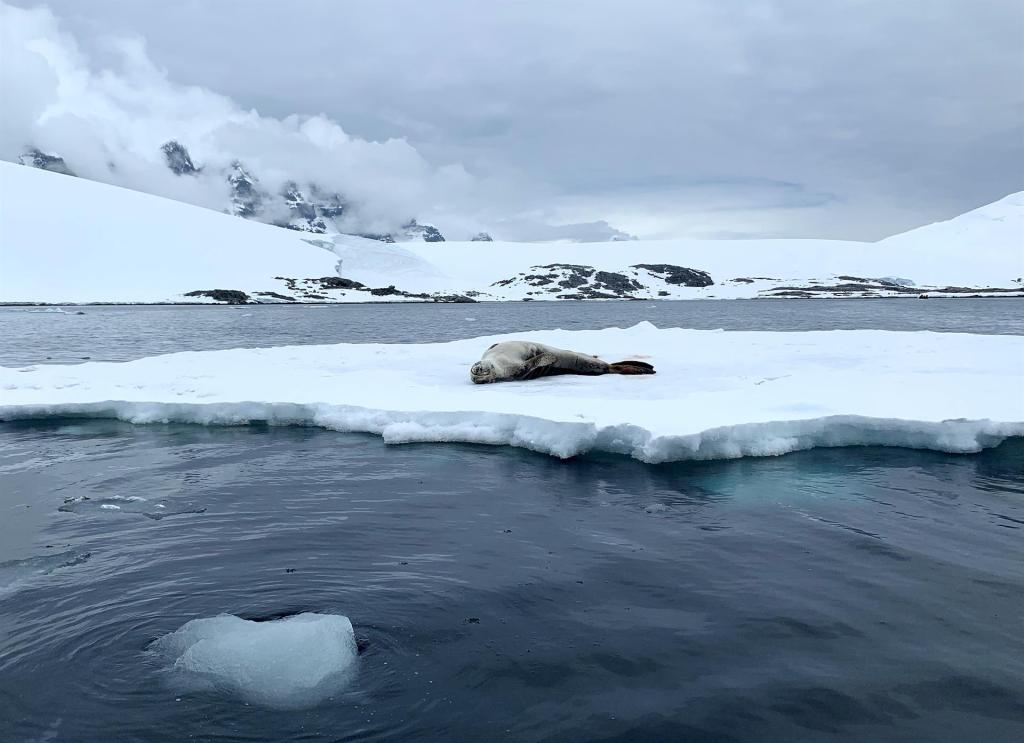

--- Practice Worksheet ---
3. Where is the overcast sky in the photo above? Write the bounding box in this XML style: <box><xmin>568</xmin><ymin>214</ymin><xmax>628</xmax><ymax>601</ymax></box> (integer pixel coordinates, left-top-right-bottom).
<box><xmin>6</xmin><ymin>0</ymin><xmax>1023</xmax><ymax>240</ymax></box>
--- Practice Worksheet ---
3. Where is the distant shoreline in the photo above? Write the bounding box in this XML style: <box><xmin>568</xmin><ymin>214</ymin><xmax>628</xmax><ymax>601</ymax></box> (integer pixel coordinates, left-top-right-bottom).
<box><xmin>2</xmin><ymin>295</ymin><xmax>1021</xmax><ymax>308</ymax></box>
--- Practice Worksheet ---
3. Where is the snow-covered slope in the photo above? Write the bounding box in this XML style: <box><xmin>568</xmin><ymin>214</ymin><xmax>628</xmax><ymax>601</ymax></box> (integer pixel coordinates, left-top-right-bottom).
<box><xmin>330</xmin><ymin>193</ymin><xmax>1024</xmax><ymax>300</ymax></box>
<box><xmin>2</xmin><ymin>161</ymin><xmax>1021</xmax><ymax>304</ymax></box>
<box><xmin>0</xmin><ymin>162</ymin><xmax>346</xmax><ymax>304</ymax></box>
<box><xmin>2</xmin><ymin>324</ymin><xmax>1021</xmax><ymax>462</ymax></box>
<box><xmin>880</xmin><ymin>191</ymin><xmax>1024</xmax><ymax>256</ymax></box>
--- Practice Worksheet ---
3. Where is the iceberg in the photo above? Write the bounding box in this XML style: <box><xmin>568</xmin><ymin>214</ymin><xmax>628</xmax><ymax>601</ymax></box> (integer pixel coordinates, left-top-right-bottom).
<box><xmin>1</xmin><ymin>324</ymin><xmax>1021</xmax><ymax>463</ymax></box>
<box><xmin>150</xmin><ymin>613</ymin><xmax>358</xmax><ymax>708</ymax></box>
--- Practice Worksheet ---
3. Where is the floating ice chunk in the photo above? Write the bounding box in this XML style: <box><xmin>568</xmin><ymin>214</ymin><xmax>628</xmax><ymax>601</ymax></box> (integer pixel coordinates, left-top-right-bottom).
<box><xmin>151</xmin><ymin>613</ymin><xmax>358</xmax><ymax>708</ymax></box>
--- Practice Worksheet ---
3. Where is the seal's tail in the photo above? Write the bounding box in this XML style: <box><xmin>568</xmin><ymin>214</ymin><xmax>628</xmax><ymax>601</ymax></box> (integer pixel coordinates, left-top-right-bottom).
<box><xmin>608</xmin><ymin>360</ymin><xmax>656</xmax><ymax>375</ymax></box>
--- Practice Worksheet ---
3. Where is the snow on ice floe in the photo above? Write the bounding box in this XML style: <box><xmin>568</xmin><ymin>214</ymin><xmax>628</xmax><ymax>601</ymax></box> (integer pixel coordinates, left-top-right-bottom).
<box><xmin>1</xmin><ymin>323</ymin><xmax>1021</xmax><ymax>463</ymax></box>
<box><xmin>150</xmin><ymin>613</ymin><xmax>358</xmax><ymax>708</ymax></box>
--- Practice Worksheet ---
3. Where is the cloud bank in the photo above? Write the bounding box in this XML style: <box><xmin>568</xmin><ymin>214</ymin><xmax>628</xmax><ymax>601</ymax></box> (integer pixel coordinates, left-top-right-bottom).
<box><xmin>3</xmin><ymin>1</ymin><xmax>1022</xmax><ymax>241</ymax></box>
<box><xmin>0</xmin><ymin>2</ymin><xmax>481</xmax><ymax>235</ymax></box>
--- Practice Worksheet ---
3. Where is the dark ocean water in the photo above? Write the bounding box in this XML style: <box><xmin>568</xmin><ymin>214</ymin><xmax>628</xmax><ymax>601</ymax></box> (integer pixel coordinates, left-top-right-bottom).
<box><xmin>1</xmin><ymin>300</ymin><xmax>1023</xmax><ymax>742</ymax></box>
<box><xmin>0</xmin><ymin>298</ymin><xmax>1021</xmax><ymax>366</ymax></box>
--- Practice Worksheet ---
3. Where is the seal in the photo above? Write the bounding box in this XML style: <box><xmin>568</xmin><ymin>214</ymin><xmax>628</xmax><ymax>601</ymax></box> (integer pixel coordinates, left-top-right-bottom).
<box><xmin>470</xmin><ymin>341</ymin><xmax>655</xmax><ymax>384</ymax></box>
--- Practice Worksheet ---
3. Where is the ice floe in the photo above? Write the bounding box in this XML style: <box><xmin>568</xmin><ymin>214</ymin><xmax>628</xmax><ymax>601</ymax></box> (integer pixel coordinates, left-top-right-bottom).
<box><xmin>150</xmin><ymin>613</ymin><xmax>358</xmax><ymax>708</ymax></box>
<box><xmin>1</xmin><ymin>323</ymin><xmax>1021</xmax><ymax>462</ymax></box>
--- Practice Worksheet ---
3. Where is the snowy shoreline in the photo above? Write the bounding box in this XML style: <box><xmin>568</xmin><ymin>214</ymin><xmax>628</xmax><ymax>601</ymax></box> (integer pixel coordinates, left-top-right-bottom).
<box><xmin>3</xmin><ymin>323</ymin><xmax>1021</xmax><ymax>463</ymax></box>
<box><xmin>2</xmin><ymin>295</ymin><xmax>1021</xmax><ymax>308</ymax></box>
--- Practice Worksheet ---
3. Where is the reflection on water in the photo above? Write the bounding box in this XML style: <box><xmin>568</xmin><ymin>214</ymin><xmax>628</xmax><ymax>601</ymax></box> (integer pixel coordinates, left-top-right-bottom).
<box><xmin>1</xmin><ymin>421</ymin><xmax>1022</xmax><ymax>741</ymax></box>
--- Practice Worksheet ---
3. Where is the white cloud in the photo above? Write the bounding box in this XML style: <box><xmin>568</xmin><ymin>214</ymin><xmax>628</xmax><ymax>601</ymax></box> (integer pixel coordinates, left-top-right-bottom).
<box><xmin>0</xmin><ymin>2</ymin><xmax>480</xmax><ymax>234</ymax></box>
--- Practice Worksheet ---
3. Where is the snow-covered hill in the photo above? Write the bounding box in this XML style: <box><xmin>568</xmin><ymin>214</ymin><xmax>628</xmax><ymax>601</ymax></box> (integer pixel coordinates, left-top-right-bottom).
<box><xmin>1</xmin><ymin>162</ymin><xmax>1021</xmax><ymax>304</ymax></box>
<box><xmin>0</xmin><ymin>162</ymin><xmax>342</xmax><ymax>304</ymax></box>
<box><xmin>329</xmin><ymin>192</ymin><xmax>1023</xmax><ymax>300</ymax></box>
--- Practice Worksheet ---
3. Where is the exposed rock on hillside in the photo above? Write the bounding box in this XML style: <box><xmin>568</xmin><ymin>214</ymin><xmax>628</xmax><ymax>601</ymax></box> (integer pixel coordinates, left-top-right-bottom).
<box><xmin>493</xmin><ymin>264</ymin><xmax>648</xmax><ymax>298</ymax></box>
<box><xmin>632</xmin><ymin>264</ymin><xmax>714</xmax><ymax>287</ymax></box>
<box><xmin>183</xmin><ymin>289</ymin><xmax>250</xmax><ymax>304</ymax></box>
<box><xmin>268</xmin><ymin>276</ymin><xmax>476</xmax><ymax>303</ymax></box>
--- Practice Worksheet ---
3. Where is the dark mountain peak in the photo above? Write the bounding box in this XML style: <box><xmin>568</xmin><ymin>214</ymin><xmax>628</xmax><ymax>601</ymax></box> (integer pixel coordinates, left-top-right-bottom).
<box><xmin>281</xmin><ymin>181</ymin><xmax>316</xmax><ymax>221</ymax></box>
<box><xmin>228</xmin><ymin>160</ymin><xmax>255</xmax><ymax>184</ymax></box>
<box><xmin>273</xmin><ymin>181</ymin><xmax>349</xmax><ymax>233</ymax></box>
<box><xmin>19</xmin><ymin>148</ymin><xmax>75</xmax><ymax>177</ymax></box>
<box><xmin>161</xmin><ymin>140</ymin><xmax>199</xmax><ymax>175</ymax></box>
<box><xmin>227</xmin><ymin>161</ymin><xmax>263</xmax><ymax>217</ymax></box>
<box><xmin>277</xmin><ymin>182</ymin><xmax>324</xmax><ymax>233</ymax></box>
<box><xmin>308</xmin><ymin>184</ymin><xmax>346</xmax><ymax>219</ymax></box>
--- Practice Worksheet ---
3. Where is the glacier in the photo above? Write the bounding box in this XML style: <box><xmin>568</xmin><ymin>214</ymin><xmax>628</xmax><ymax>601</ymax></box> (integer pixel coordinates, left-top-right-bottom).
<box><xmin>2</xmin><ymin>324</ymin><xmax>1021</xmax><ymax>463</ymax></box>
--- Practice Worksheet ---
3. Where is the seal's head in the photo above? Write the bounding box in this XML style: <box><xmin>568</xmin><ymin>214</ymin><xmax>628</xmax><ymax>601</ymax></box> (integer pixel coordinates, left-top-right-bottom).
<box><xmin>470</xmin><ymin>360</ymin><xmax>497</xmax><ymax>384</ymax></box>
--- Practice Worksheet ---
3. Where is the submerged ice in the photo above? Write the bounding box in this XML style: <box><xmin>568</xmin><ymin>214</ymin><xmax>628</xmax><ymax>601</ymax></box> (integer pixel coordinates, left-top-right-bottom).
<box><xmin>151</xmin><ymin>613</ymin><xmax>358</xmax><ymax>708</ymax></box>
<box><xmin>0</xmin><ymin>550</ymin><xmax>90</xmax><ymax>595</ymax></box>
<box><xmin>1</xmin><ymin>323</ymin><xmax>1021</xmax><ymax>463</ymax></box>
<box><xmin>58</xmin><ymin>495</ymin><xmax>206</xmax><ymax>520</ymax></box>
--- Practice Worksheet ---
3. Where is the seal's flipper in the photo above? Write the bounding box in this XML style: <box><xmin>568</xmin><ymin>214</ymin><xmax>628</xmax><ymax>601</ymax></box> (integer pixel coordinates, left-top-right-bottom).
<box><xmin>609</xmin><ymin>360</ymin><xmax>656</xmax><ymax>375</ymax></box>
<box><xmin>515</xmin><ymin>352</ymin><xmax>560</xmax><ymax>380</ymax></box>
